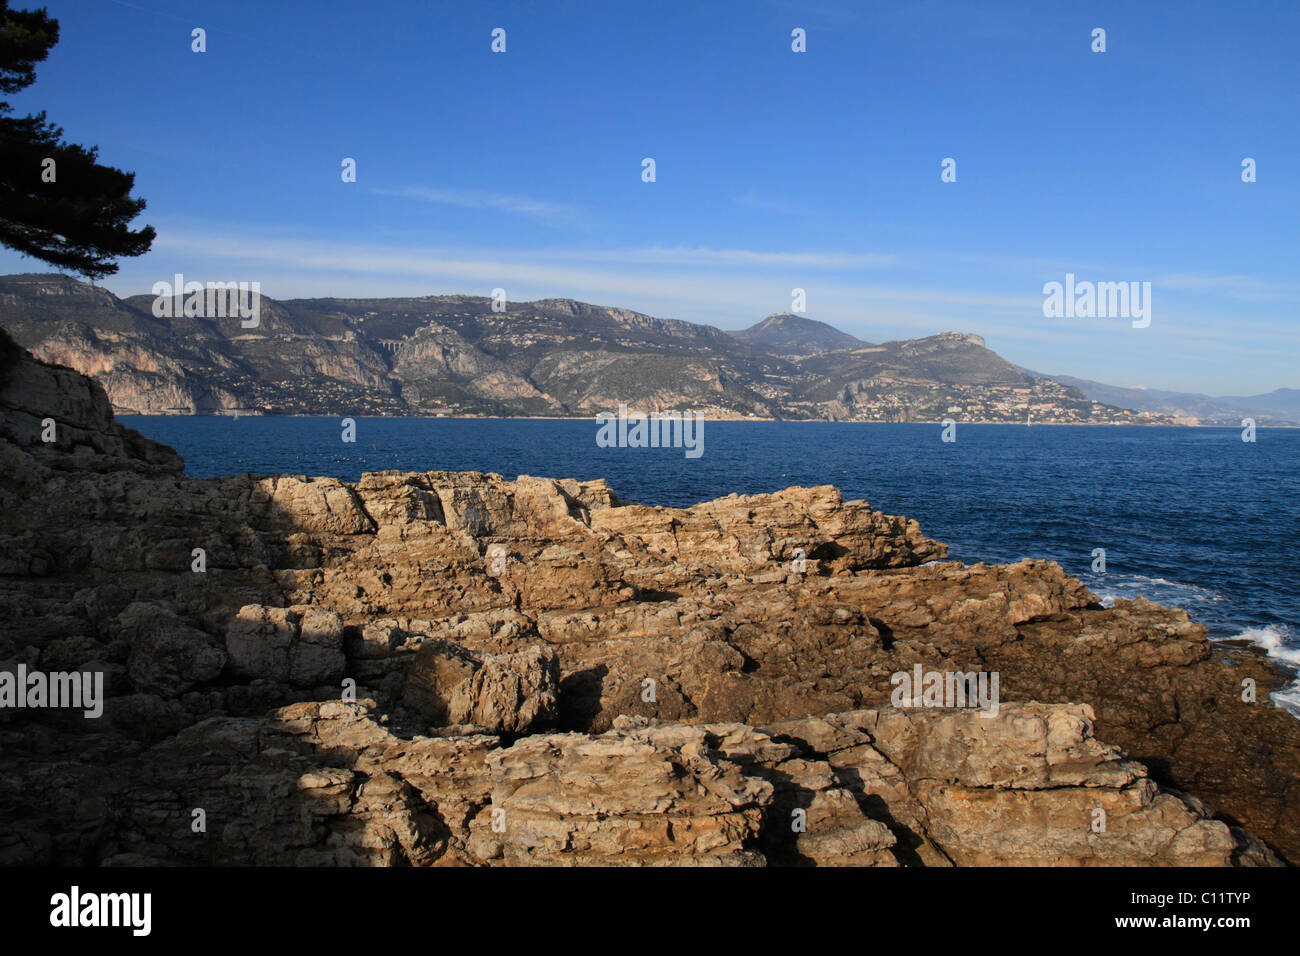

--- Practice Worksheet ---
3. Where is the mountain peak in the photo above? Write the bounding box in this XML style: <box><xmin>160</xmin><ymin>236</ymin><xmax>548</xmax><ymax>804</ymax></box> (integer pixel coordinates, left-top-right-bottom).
<box><xmin>731</xmin><ymin>313</ymin><xmax>868</xmax><ymax>356</ymax></box>
<box><xmin>930</xmin><ymin>331</ymin><xmax>986</xmax><ymax>348</ymax></box>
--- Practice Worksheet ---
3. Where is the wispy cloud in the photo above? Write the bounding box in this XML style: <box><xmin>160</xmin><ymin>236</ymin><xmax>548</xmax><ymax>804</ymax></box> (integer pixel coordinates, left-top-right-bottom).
<box><xmin>732</xmin><ymin>189</ymin><xmax>812</xmax><ymax>217</ymax></box>
<box><xmin>1153</xmin><ymin>273</ymin><xmax>1292</xmax><ymax>301</ymax></box>
<box><xmin>149</xmin><ymin>231</ymin><xmax>900</xmax><ymax>277</ymax></box>
<box><xmin>547</xmin><ymin>245</ymin><xmax>898</xmax><ymax>269</ymax></box>
<box><xmin>133</xmin><ymin>230</ymin><xmax>1287</xmax><ymax>330</ymax></box>
<box><xmin>371</xmin><ymin>187</ymin><xmax>587</xmax><ymax>228</ymax></box>
<box><xmin>131</xmin><ymin>230</ymin><xmax>1020</xmax><ymax>332</ymax></box>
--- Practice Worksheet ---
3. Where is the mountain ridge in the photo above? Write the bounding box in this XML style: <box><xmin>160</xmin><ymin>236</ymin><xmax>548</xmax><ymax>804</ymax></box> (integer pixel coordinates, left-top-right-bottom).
<box><xmin>1</xmin><ymin>272</ymin><xmax>1168</xmax><ymax>424</ymax></box>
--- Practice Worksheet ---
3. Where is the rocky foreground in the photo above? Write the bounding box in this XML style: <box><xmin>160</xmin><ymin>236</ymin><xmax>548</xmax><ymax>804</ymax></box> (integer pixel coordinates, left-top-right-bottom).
<box><xmin>0</xmin><ymin>330</ymin><xmax>1296</xmax><ymax>866</ymax></box>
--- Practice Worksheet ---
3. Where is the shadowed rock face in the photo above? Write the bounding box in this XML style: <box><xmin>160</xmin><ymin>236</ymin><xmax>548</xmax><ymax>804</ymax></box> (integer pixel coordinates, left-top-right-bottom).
<box><xmin>0</xmin><ymin>329</ymin><xmax>1294</xmax><ymax>866</ymax></box>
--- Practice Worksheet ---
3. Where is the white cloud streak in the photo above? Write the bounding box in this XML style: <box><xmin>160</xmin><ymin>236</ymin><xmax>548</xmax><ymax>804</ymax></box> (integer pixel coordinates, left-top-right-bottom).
<box><xmin>371</xmin><ymin>187</ymin><xmax>587</xmax><ymax>227</ymax></box>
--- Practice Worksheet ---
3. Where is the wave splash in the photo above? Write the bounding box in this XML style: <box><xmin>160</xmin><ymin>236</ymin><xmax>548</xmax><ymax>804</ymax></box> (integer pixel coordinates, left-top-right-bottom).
<box><xmin>1087</xmin><ymin>573</ymin><xmax>1300</xmax><ymax>719</ymax></box>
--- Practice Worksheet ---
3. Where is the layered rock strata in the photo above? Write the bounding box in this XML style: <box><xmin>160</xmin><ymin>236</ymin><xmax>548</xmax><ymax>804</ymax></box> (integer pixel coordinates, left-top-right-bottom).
<box><xmin>0</xmin><ymin>330</ymin><xmax>1295</xmax><ymax>865</ymax></box>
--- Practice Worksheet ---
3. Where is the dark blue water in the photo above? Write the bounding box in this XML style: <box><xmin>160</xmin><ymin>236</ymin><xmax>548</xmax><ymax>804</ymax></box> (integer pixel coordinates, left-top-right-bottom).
<box><xmin>127</xmin><ymin>417</ymin><xmax>1300</xmax><ymax>704</ymax></box>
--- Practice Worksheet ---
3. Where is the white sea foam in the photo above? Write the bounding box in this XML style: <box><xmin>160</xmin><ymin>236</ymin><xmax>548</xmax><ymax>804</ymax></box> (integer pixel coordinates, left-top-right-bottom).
<box><xmin>1089</xmin><ymin>574</ymin><xmax>1300</xmax><ymax>721</ymax></box>
<box><xmin>1088</xmin><ymin>573</ymin><xmax>1226</xmax><ymax>612</ymax></box>
<box><xmin>1216</xmin><ymin>625</ymin><xmax>1300</xmax><ymax>719</ymax></box>
<box><xmin>1228</xmin><ymin>626</ymin><xmax>1300</xmax><ymax>667</ymax></box>
<box><xmin>1273</xmin><ymin>684</ymin><xmax>1300</xmax><ymax>719</ymax></box>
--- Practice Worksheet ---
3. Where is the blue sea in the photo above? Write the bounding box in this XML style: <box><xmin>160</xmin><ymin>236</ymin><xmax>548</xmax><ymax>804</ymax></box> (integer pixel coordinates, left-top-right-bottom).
<box><xmin>127</xmin><ymin>417</ymin><xmax>1300</xmax><ymax>711</ymax></box>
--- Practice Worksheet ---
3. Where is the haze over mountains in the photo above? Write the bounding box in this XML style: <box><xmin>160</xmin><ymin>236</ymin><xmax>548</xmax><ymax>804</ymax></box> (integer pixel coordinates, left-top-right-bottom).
<box><xmin>1020</xmin><ymin>370</ymin><xmax>1300</xmax><ymax>427</ymax></box>
<box><xmin>2</xmin><ymin>271</ymin><xmax>1275</xmax><ymax>424</ymax></box>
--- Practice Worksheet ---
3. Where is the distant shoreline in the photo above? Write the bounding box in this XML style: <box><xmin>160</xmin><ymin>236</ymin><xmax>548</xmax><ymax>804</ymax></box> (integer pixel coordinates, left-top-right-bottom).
<box><xmin>114</xmin><ymin>411</ymin><xmax>1297</xmax><ymax>428</ymax></box>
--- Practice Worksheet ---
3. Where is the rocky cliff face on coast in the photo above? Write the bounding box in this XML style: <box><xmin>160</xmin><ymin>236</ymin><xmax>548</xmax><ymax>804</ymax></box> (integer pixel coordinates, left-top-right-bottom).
<box><xmin>0</xmin><ymin>272</ymin><xmax>1169</xmax><ymax>424</ymax></box>
<box><xmin>1</xmin><ymin>328</ymin><xmax>1295</xmax><ymax>867</ymax></box>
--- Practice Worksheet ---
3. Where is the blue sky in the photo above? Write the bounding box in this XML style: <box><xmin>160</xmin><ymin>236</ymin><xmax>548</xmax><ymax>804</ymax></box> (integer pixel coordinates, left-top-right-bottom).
<box><xmin>3</xmin><ymin>0</ymin><xmax>1297</xmax><ymax>394</ymax></box>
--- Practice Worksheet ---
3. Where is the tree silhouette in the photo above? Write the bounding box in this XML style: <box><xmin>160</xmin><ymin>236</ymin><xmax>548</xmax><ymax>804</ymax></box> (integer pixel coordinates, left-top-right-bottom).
<box><xmin>0</xmin><ymin>1</ymin><xmax>154</xmax><ymax>279</ymax></box>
